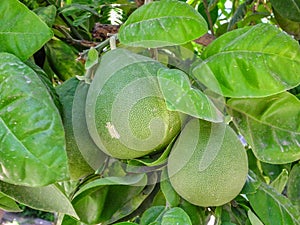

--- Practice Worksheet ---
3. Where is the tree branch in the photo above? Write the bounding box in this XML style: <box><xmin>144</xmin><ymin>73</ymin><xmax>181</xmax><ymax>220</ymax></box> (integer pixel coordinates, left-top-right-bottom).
<box><xmin>203</xmin><ymin>0</ymin><xmax>215</xmax><ymax>36</ymax></box>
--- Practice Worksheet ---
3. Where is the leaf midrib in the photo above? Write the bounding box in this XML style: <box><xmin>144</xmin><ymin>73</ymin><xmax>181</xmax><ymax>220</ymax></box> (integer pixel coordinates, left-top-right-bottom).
<box><xmin>125</xmin><ymin>16</ymin><xmax>201</xmax><ymax>27</ymax></box>
<box><xmin>228</xmin><ymin>103</ymin><xmax>300</xmax><ymax>134</ymax></box>
<box><xmin>203</xmin><ymin>50</ymin><xmax>300</xmax><ymax>64</ymax></box>
<box><xmin>260</xmin><ymin>183</ymin><xmax>300</xmax><ymax>225</ymax></box>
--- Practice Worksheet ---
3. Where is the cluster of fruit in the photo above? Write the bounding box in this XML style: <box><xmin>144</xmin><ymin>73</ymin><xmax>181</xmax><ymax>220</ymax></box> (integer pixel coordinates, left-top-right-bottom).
<box><xmin>67</xmin><ymin>47</ymin><xmax>248</xmax><ymax>208</ymax></box>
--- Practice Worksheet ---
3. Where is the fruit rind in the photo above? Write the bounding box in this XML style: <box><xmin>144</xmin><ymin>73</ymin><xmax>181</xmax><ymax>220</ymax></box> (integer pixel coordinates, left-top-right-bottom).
<box><xmin>168</xmin><ymin>118</ymin><xmax>248</xmax><ymax>207</ymax></box>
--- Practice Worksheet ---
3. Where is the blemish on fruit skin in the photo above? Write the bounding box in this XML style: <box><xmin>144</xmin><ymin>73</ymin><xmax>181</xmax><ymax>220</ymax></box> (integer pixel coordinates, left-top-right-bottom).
<box><xmin>106</xmin><ymin>122</ymin><xmax>120</xmax><ymax>139</ymax></box>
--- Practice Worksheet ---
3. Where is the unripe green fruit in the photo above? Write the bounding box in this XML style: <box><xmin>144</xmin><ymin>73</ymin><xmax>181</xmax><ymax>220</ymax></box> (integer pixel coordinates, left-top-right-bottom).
<box><xmin>86</xmin><ymin>49</ymin><xmax>184</xmax><ymax>159</ymax></box>
<box><xmin>168</xmin><ymin>119</ymin><xmax>248</xmax><ymax>207</ymax></box>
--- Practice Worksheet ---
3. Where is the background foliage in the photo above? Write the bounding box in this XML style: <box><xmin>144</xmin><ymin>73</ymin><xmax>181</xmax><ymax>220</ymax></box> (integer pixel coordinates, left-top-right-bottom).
<box><xmin>0</xmin><ymin>0</ymin><xmax>300</xmax><ymax>225</ymax></box>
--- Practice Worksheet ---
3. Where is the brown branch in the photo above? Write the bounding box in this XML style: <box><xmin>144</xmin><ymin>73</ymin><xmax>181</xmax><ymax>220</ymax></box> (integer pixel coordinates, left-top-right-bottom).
<box><xmin>203</xmin><ymin>0</ymin><xmax>215</xmax><ymax>36</ymax></box>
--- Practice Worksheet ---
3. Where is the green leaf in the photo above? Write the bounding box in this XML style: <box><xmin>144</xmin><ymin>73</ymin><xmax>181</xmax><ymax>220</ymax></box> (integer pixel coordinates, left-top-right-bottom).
<box><xmin>119</xmin><ymin>0</ymin><xmax>208</xmax><ymax>48</ymax></box>
<box><xmin>287</xmin><ymin>163</ymin><xmax>300</xmax><ymax>210</ymax></box>
<box><xmin>114</xmin><ymin>223</ymin><xmax>139</xmax><ymax>225</ymax></box>
<box><xmin>241</xmin><ymin>171</ymin><xmax>262</xmax><ymax>195</ymax></box>
<box><xmin>56</xmin><ymin>78</ymin><xmax>95</xmax><ymax>180</ymax></box>
<box><xmin>274</xmin><ymin>8</ymin><xmax>300</xmax><ymax>40</ymax></box>
<box><xmin>161</xmin><ymin>207</ymin><xmax>192</xmax><ymax>225</ymax></box>
<box><xmin>193</xmin><ymin>23</ymin><xmax>300</xmax><ymax>98</ymax></box>
<box><xmin>198</xmin><ymin>2</ymin><xmax>218</xmax><ymax>26</ymax></box>
<box><xmin>270</xmin><ymin>0</ymin><xmax>300</xmax><ymax>22</ymax></box>
<box><xmin>72</xmin><ymin>185</ymin><xmax>109</xmax><ymax>224</ymax></box>
<box><xmin>105</xmin><ymin>173</ymin><xmax>157</xmax><ymax>224</ymax></box>
<box><xmin>72</xmin><ymin>174</ymin><xmax>147</xmax><ymax>224</ymax></box>
<box><xmin>0</xmin><ymin>53</ymin><xmax>68</xmax><ymax>186</ymax></box>
<box><xmin>33</xmin><ymin>5</ymin><xmax>57</xmax><ymax>27</ymax></box>
<box><xmin>45</xmin><ymin>39</ymin><xmax>85</xmax><ymax>81</ymax></box>
<box><xmin>85</xmin><ymin>47</ymin><xmax>99</xmax><ymax>70</ymax></box>
<box><xmin>24</xmin><ymin>60</ymin><xmax>62</xmax><ymax>112</ymax></box>
<box><xmin>74</xmin><ymin>173</ymin><xmax>147</xmax><ymax>197</ymax></box>
<box><xmin>270</xmin><ymin>169</ymin><xmax>289</xmax><ymax>193</ymax></box>
<box><xmin>160</xmin><ymin>168</ymin><xmax>180</xmax><ymax>207</ymax></box>
<box><xmin>0</xmin><ymin>182</ymin><xmax>78</xmax><ymax>219</ymax></box>
<box><xmin>179</xmin><ymin>199</ymin><xmax>205</xmax><ymax>225</ymax></box>
<box><xmin>0</xmin><ymin>0</ymin><xmax>53</xmax><ymax>60</ymax></box>
<box><xmin>71</xmin><ymin>81</ymin><xmax>107</xmax><ymax>171</ymax></box>
<box><xmin>127</xmin><ymin>133</ymin><xmax>177</xmax><ymax>169</ymax></box>
<box><xmin>247</xmin><ymin>181</ymin><xmax>300</xmax><ymax>225</ymax></box>
<box><xmin>247</xmin><ymin>210</ymin><xmax>264</xmax><ymax>225</ymax></box>
<box><xmin>140</xmin><ymin>206</ymin><xmax>166</xmax><ymax>225</ymax></box>
<box><xmin>0</xmin><ymin>192</ymin><xmax>21</xmax><ymax>212</ymax></box>
<box><xmin>157</xmin><ymin>68</ymin><xmax>223</xmax><ymax>122</ymax></box>
<box><xmin>227</xmin><ymin>92</ymin><xmax>300</xmax><ymax>164</ymax></box>
<box><xmin>58</xmin><ymin>214</ymin><xmax>82</xmax><ymax>225</ymax></box>
<box><xmin>227</xmin><ymin>3</ymin><xmax>247</xmax><ymax>30</ymax></box>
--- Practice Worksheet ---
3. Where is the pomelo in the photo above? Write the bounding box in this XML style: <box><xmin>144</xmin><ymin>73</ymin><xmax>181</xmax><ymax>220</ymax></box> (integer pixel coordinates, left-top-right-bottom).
<box><xmin>86</xmin><ymin>49</ymin><xmax>184</xmax><ymax>159</ymax></box>
<box><xmin>168</xmin><ymin>119</ymin><xmax>248</xmax><ymax>207</ymax></box>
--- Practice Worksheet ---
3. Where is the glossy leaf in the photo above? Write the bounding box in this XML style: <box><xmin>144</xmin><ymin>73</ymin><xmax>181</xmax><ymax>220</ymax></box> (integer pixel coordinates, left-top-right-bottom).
<box><xmin>179</xmin><ymin>200</ymin><xmax>205</xmax><ymax>225</ymax></box>
<box><xmin>56</xmin><ymin>78</ymin><xmax>94</xmax><ymax>180</ymax></box>
<box><xmin>72</xmin><ymin>185</ymin><xmax>109</xmax><ymax>224</ymax></box>
<box><xmin>119</xmin><ymin>0</ymin><xmax>208</xmax><ymax>48</ymax></box>
<box><xmin>45</xmin><ymin>39</ymin><xmax>85</xmax><ymax>81</ymax></box>
<box><xmin>247</xmin><ymin>179</ymin><xmax>300</xmax><ymax>225</ymax></box>
<box><xmin>24</xmin><ymin>60</ymin><xmax>61</xmax><ymax>111</ymax></box>
<box><xmin>72</xmin><ymin>80</ymin><xmax>107</xmax><ymax>171</ymax></box>
<box><xmin>248</xmin><ymin>210</ymin><xmax>264</xmax><ymax>225</ymax></box>
<box><xmin>160</xmin><ymin>168</ymin><xmax>180</xmax><ymax>207</ymax></box>
<box><xmin>157</xmin><ymin>68</ymin><xmax>223</xmax><ymax>122</ymax></box>
<box><xmin>274</xmin><ymin>8</ymin><xmax>300</xmax><ymax>40</ymax></box>
<box><xmin>72</xmin><ymin>174</ymin><xmax>147</xmax><ymax>224</ymax></box>
<box><xmin>270</xmin><ymin>0</ymin><xmax>300</xmax><ymax>22</ymax></box>
<box><xmin>198</xmin><ymin>2</ymin><xmax>218</xmax><ymax>26</ymax></box>
<box><xmin>161</xmin><ymin>207</ymin><xmax>192</xmax><ymax>225</ymax></box>
<box><xmin>227</xmin><ymin>92</ymin><xmax>300</xmax><ymax>164</ymax></box>
<box><xmin>105</xmin><ymin>173</ymin><xmax>157</xmax><ymax>224</ymax></box>
<box><xmin>140</xmin><ymin>206</ymin><xmax>166</xmax><ymax>225</ymax></box>
<box><xmin>0</xmin><ymin>53</ymin><xmax>68</xmax><ymax>186</ymax></box>
<box><xmin>270</xmin><ymin>169</ymin><xmax>289</xmax><ymax>193</ymax></box>
<box><xmin>114</xmin><ymin>223</ymin><xmax>139</xmax><ymax>225</ymax></box>
<box><xmin>33</xmin><ymin>5</ymin><xmax>57</xmax><ymax>27</ymax></box>
<box><xmin>127</xmin><ymin>140</ymin><xmax>172</xmax><ymax>168</ymax></box>
<box><xmin>74</xmin><ymin>174</ymin><xmax>147</xmax><ymax>197</ymax></box>
<box><xmin>193</xmin><ymin>23</ymin><xmax>300</xmax><ymax>98</ymax></box>
<box><xmin>227</xmin><ymin>3</ymin><xmax>247</xmax><ymax>30</ymax></box>
<box><xmin>287</xmin><ymin>163</ymin><xmax>300</xmax><ymax>210</ymax></box>
<box><xmin>0</xmin><ymin>0</ymin><xmax>53</xmax><ymax>60</ymax></box>
<box><xmin>241</xmin><ymin>170</ymin><xmax>262</xmax><ymax>195</ymax></box>
<box><xmin>85</xmin><ymin>47</ymin><xmax>99</xmax><ymax>70</ymax></box>
<box><xmin>0</xmin><ymin>192</ymin><xmax>21</xmax><ymax>212</ymax></box>
<box><xmin>0</xmin><ymin>182</ymin><xmax>78</xmax><ymax>218</ymax></box>
<box><xmin>58</xmin><ymin>214</ymin><xmax>82</xmax><ymax>225</ymax></box>
<box><xmin>248</xmin><ymin>185</ymin><xmax>300</xmax><ymax>225</ymax></box>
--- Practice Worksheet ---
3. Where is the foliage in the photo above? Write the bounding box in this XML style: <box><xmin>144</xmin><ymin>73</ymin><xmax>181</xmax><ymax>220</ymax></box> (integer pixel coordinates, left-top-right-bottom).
<box><xmin>0</xmin><ymin>0</ymin><xmax>300</xmax><ymax>225</ymax></box>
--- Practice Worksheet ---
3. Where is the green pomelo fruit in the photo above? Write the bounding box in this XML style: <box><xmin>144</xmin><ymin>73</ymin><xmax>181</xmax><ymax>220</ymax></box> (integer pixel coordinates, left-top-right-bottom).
<box><xmin>86</xmin><ymin>49</ymin><xmax>184</xmax><ymax>159</ymax></box>
<box><xmin>168</xmin><ymin>119</ymin><xmax>248</xmax><ymax>207</ymax></box>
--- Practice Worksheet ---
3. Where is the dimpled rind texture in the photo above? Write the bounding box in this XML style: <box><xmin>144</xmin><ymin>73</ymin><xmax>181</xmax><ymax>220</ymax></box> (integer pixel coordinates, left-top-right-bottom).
<box><xmin>86</xmin><ymin>49</ymin><xmax>184</xmax><ymax>159</ymax></box>
<box><xmin>168</xmin><ymin>119</ymin><xmax>248</xmax><ymax>207</ymax></box>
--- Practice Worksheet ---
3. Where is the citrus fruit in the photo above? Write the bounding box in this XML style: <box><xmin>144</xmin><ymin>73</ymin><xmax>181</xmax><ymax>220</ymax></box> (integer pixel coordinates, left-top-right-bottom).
<box><xmin>86</xmin><ymin>48</ymin><xmax>184</xmax><ymax>159</ymax></box>
<box><xmin>168</xmin><ymin>119</ymin><xmax>248</xmax><ymax>207</ymax></box>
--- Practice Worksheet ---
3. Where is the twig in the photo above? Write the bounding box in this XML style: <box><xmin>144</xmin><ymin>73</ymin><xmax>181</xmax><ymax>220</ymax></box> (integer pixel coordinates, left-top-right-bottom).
<box><xmin>54</xmin><ymin>25</ymin><xmax>99</xmax><ymax>47</ymax></box>
<box><xmin>203</xmin><ymin>0</ymin><xmax>215</xmax><ymax>36</ymax></box>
